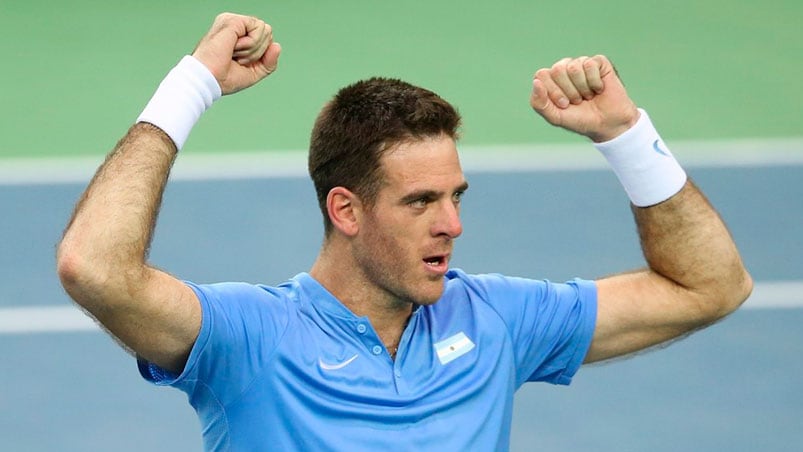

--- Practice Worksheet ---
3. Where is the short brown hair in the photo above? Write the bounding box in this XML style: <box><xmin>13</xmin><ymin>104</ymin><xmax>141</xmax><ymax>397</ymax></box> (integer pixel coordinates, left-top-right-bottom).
<box><xmin>308</xmin><ymin>77</ymin><xmax>462</xmax><ymax>235</ymax></box>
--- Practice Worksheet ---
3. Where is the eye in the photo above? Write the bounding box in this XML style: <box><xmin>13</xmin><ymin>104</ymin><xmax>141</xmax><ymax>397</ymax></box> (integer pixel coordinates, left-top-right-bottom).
<box><xmin>452</xmin><ymin>190</ymin><xmax>465</xmax><ymax>204</ymax></box>
<box><xmin>409</xmin><ymin>198</ymin><xmax>429</xmax><ymax>209</ymax></box>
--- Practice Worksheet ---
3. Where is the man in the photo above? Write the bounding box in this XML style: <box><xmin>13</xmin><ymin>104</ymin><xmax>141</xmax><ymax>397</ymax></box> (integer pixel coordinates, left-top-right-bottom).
<box><xmin>57</xmin><ymin>12</ymin><xmax>752</xmax><ymax>451</ymax></box>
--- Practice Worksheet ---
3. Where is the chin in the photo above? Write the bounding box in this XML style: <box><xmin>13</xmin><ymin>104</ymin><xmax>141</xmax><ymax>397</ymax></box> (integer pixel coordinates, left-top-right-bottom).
<box><xmin>412</xmin><ymin>280</ymin><xmax>446</xmax><ymax>305</ymax></box>
<box><xmin>414</xmin><ymin>297</ymin><xmax>441</xmax><ymax>306</ymax></box>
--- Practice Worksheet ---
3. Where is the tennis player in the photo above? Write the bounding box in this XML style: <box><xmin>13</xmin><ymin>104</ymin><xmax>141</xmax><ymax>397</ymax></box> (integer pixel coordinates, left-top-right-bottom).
<box><xmin>57</xmin><ymin>12</ymin><xmax>752</xmax><ymax>451</ymax></box>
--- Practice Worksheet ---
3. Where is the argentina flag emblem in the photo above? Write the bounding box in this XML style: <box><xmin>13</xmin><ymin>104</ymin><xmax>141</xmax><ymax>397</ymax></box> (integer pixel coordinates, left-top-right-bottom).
<box><xmin>434</xmin><ymin>332</ymin><xmax>475</xmax><ymax>365</ymax></box>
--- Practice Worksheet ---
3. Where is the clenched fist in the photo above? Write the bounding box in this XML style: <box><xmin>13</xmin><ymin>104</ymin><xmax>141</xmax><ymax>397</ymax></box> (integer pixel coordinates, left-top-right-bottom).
<box><xmin>530</xmin><ymin>55</ymin><xmax>639</xmax><ymax>143</ymax></box>
<box><xmin>192</xmin><ymin>12</ymin><xmax>282</xmax><ymax>95</ymax></box>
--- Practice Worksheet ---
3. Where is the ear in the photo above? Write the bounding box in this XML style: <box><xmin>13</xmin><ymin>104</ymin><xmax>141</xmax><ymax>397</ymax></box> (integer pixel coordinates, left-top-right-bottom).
<box><xmin>326</xmin><ymin>187</ymin><xmax>362</xmax><ymax>237</ymax></box>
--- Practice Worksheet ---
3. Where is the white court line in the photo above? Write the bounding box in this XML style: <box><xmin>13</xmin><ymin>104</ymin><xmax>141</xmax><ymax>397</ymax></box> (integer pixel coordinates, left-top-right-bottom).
<box><xmin>1</xmin><ymin>140</ymin><xmax>801</xmax><ymax>333</ymax></box>
<box><xmin>0</xmin><ymin>305</ymin><xmax>98</xmax><ymax>334</ymax></box>
<box><xmin>0</xmin><ymin>281</ymin><xmax>800</xmax><ymax>335</ymax></box>
<box><xmin>1</xmin><ymin>138</ymin><xmax>802</xmax><ymax>185</ymax></box>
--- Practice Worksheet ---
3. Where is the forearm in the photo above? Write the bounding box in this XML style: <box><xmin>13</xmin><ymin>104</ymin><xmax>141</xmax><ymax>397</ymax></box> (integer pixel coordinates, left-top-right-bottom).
<box><xmin>60</xmin><ymin>54</ymin><xmax>222</xmax><ymax>286</ymax></box>
<box><xmin>54</xmin><ymin>14</ymin><xmax>279</xmax><ymax>370</ymax></box>
<box><xmin>586</xmin><ymin>181</ymin><xmax>752</xmax><ymax>362</ymax></box>
<box><xmin>588</xmin><ymin>108</ymin><xmax>750</xmax><ymax>359</ymax></box>
<box><xmin>592</xmin><ymin>108</ymin><xmax>751</xmax><ymax>316</ymax></box>
<box><xmin>633</xmin><ymin>180</ymin><xmax>752</xmax><ymax>318</ymax></box>
<box><xmin>531</xmin><ymin>55</ymin><xmax>753</xmax><ymax>361</ymax></box>
<box><xmin>58</xmin><ymin>123</ymin><xmax>177</xmax><ymax>306</ymax></box>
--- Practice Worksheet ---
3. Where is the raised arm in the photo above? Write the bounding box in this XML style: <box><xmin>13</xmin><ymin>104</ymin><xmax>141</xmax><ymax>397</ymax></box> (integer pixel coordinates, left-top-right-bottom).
<box><xmin>530</xmin><ymin>55</ymin><xmax>753</xmax><ymax>363</ymax></box>
<box><xmin>56</xmin><ymin>13</ymin><xmax>281</xmax><ymax>374</ymax></box>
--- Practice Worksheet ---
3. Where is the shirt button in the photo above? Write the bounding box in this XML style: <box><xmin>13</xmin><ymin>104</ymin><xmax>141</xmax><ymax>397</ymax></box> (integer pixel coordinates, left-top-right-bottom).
<box><xmin>371</xmin><ymin>345</ymin><xmax>383</xmax><ymax>355</ymax></box>
<box><xmin>356</xmin><ymin>324</ymin><xmax>367</xmax><ymax>334</ymax></box>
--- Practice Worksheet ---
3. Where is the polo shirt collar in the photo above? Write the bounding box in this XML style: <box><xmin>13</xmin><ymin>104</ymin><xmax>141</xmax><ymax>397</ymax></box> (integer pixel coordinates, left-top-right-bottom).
<box><xmin>290</xmin><ymin>272</ymin><xmax>423</xmax><ymax>320</ymax></box>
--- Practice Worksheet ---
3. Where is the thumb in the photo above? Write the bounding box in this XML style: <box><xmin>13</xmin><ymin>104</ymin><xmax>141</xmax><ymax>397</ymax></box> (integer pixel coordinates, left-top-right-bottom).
<box><xmin>260</xmin><ymin>42</ymin><xmax>282</xmax><ymax>75</ymax></box>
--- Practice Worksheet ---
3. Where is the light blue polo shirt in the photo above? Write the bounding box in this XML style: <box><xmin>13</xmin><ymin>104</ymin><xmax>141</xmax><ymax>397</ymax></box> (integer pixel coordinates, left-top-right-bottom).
<box><xmin>139</xmin><ymin>269</ymin><xmax>597</xmax><ymax>451</ymax></box>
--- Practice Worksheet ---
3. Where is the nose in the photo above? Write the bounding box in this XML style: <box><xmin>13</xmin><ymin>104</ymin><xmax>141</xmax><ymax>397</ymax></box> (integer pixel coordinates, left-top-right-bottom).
<box><xmin>432</xmin><ymin>200</ymin><xmax>463</xmax><ymax>239</ymax></box>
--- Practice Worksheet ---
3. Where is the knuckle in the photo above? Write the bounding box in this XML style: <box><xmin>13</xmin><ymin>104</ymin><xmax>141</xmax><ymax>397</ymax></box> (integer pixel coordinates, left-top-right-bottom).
<box><xmin>534</xmin><ymin>68</ymin><xmax>550</xmax><ymax>80</ymax></box>
<box><xmin>549</xmin><ymin>65</ymin><xmax>566</xmax><ymax>78</ymax></box>
<box><xmin>216</xmin><ymin>12</ymin><xmax>234</xmax><ymax>22</ymax></box>
<box><xmin>567</xmin><ymin>61</ymin><xmax>584</xmax><ymax>75</ymax></box>
<box><xmin>552</xmin><ymin>57</ymin><xmax>570</xmax><ymax>69</ymax></box>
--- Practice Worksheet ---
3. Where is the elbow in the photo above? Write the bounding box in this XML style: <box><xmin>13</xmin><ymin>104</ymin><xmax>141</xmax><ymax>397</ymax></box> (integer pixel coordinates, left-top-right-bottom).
<box><xmin>57</xmin><ymin>240</ymin><xmax>79</xmax><ymax>290</ymax></box>
<box><xmin>56</xmin><ymin>248</ymin><xmax>77</xmax><ymax>290</ymax></box>
<box><xmin>731</xmin><ymin>267</ymin><xmax>754</xmax><ymax>311</ymax></box>
<box><xmin>56</xmin><ymin>239</ymin><xmax>119</xmax><ymax>310</ymax></box>
<box><xmin>706</xmin><ymin>265</ymin><xmax>754</xmax><ymax>322</ymax></box>
<box><xmin>57</xmin><ymin>237</ymin><xmax>147</xmax><ymax>312</ymax></box>
<box><xmin>56</xmin><ymin>241</ymin><xmax>96</xmax><ymax>307</ymax></box>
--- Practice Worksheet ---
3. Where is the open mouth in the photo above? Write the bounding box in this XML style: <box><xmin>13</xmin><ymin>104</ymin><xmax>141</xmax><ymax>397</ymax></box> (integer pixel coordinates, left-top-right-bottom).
<box><xmin>423</xmin><ymin>254</ymin><xmax>448</xmax><ymax>272</ymax></box>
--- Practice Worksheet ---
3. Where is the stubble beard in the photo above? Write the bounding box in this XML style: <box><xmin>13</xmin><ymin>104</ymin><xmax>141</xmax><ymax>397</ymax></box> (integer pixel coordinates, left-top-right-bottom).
<box><xmin>355</xmin><ymin>237</ymin><xmax>445</xmax><ymax>309</ymax></box>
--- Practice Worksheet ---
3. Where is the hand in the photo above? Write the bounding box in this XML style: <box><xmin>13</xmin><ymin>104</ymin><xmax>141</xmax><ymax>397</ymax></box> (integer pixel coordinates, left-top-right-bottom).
<box><xmin>192</xmin><ymin>13</ymin><xmax>282</xmax><ymax>95</ymax></box>
<box><xmin>530</xmin><ymin>55</ymin><xmax>639</xmax><ymax>143</ymax></box>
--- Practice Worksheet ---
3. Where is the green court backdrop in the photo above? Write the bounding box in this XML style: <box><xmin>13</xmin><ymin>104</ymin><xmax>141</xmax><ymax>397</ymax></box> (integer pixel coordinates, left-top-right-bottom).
<box><xmin>1</xmin><ymin>0</ymin><xmax>801</xmax><ymax>159</ymax></box>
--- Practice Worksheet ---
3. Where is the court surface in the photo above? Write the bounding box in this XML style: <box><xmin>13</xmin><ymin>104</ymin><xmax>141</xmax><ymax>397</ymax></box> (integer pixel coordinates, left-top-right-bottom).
<box><xmin>1</xmin><ymin>143</ymin><xmax>802</xmax><ymax>451</ymax></box>
<box><xmin>2</xmin><ymin>1</ymin><xmax>802</xmax><ymax>449</ymax></box>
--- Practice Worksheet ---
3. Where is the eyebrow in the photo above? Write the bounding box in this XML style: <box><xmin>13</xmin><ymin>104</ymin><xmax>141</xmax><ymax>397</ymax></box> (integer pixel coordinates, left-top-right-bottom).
<box><xmin>400</xmin><ymin>181</ymin><xmax>469</xmax><ymax>204</ymax></box>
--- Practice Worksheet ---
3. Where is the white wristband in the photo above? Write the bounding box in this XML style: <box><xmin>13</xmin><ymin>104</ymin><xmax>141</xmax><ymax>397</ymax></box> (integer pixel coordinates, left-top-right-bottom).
<box><xmin>137</xmin><ymin>55</ymin><xmax>222</xmax><ymax>150</ymax></box>
<box><xmin>594</xmin><ymin>108</ymin><xmax>687</xmax><ymax>207</ymax></box>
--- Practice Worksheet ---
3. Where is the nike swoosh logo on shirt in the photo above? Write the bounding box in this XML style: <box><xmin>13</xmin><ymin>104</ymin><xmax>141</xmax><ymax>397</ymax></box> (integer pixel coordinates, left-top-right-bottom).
<box><xmin>318</xmin><ymin>354</ymin><xmax>359</xmax><ymax>371</ymax></box>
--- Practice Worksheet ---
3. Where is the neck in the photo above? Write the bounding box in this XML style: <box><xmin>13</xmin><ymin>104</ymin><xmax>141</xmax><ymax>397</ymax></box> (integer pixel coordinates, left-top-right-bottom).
<box><xmin>310</xmin><ymin>241</ymin><xmax>413</xmax><ymax>351</ymax></box>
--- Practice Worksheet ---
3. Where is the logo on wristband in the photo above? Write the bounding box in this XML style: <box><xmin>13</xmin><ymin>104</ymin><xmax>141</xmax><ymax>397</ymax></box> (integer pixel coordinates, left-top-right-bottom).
<box><xmin>652</xmin><ymin>139</ymin><xmax>670</xmax><ymax>157</ymax></box>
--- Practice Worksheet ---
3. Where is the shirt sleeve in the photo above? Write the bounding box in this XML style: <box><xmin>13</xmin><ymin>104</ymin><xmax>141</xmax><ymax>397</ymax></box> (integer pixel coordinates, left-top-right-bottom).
<box><xmin>461</xmin><ymin>272</ymin><xmax>597</xmax><ymax>387</ymax></box>
<box><xmin>138</xmin><ymin>281</ymin><xmax>291</xmax><ymax>406</ymax></box>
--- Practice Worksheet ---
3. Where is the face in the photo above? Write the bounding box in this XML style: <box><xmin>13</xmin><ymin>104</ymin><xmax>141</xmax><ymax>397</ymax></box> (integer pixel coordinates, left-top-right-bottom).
<box><xmin>352</xmin><ymin>134</ymin><xmax>468</xmax><ymax>307</ymax></box>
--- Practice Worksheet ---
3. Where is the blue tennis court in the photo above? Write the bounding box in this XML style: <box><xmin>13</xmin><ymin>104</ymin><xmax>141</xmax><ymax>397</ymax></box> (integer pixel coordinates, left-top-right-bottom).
<box><xmin>1</xmin><ymin>150</ymin><xmax>801</xmax><ymax>451</ymax></box>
